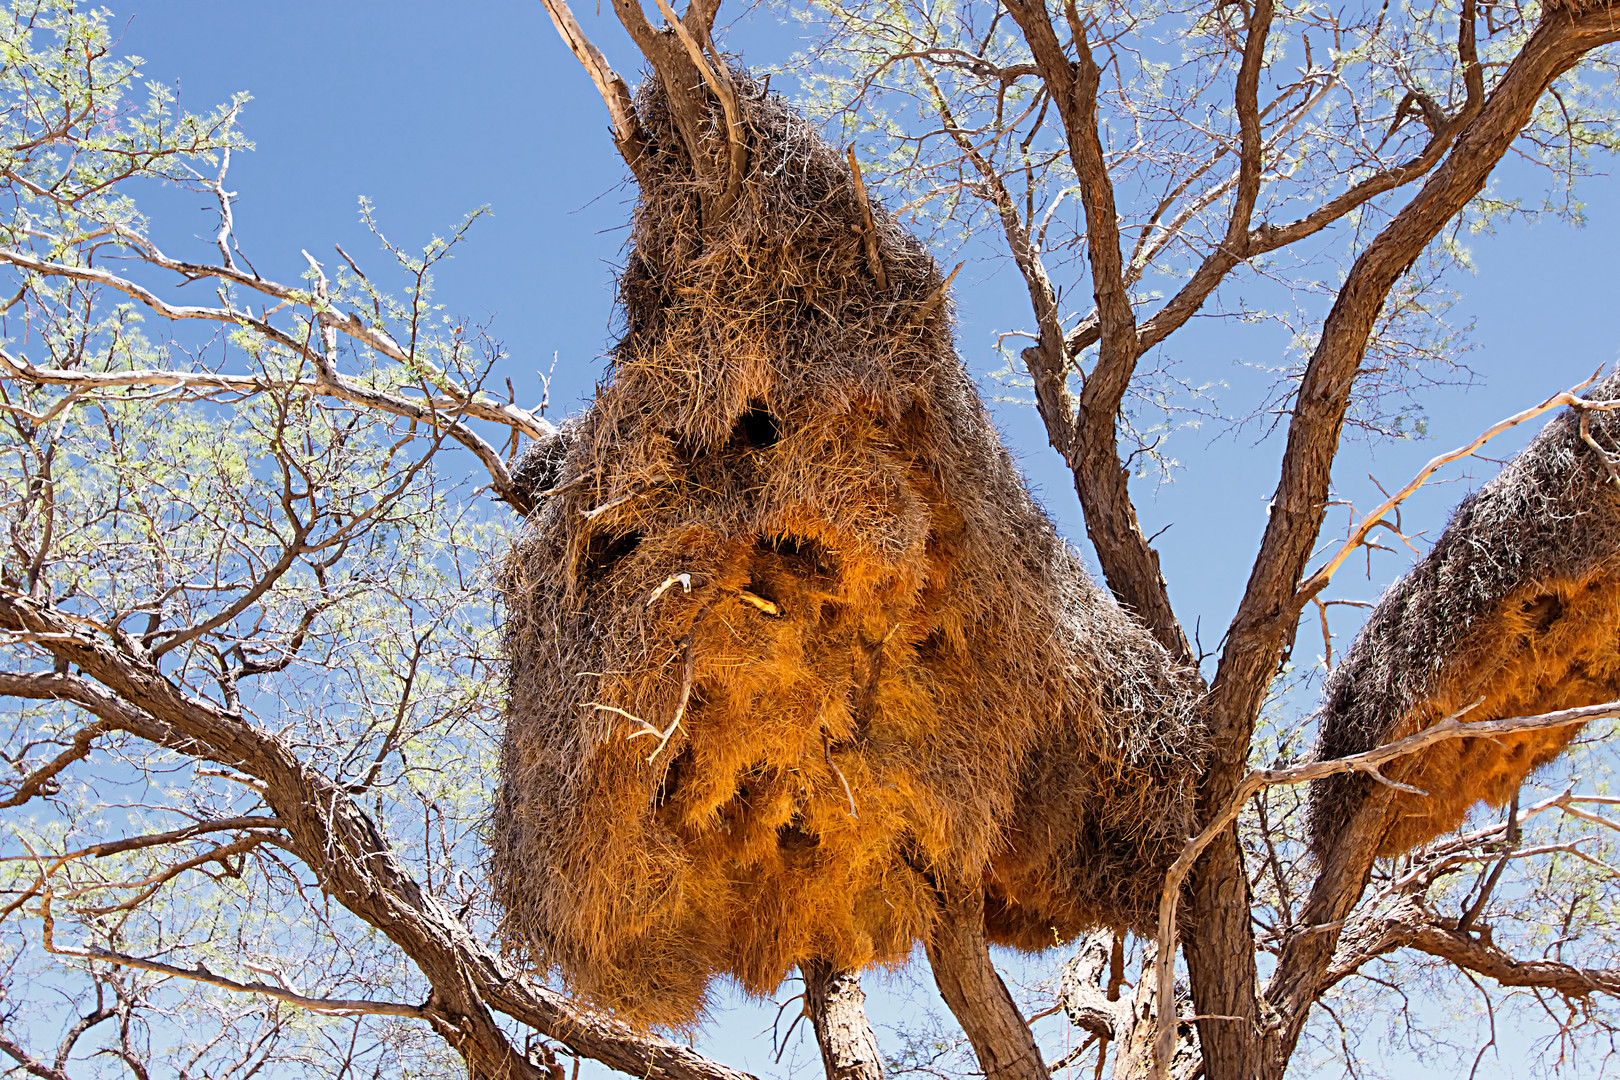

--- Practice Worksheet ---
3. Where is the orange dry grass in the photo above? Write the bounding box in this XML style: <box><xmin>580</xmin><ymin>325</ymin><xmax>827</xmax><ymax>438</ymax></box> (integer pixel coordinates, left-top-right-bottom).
<box><xmin>1375</xmin><ymin>570</ymin><xmax>1620</xmax><ymax>854</ymax></box>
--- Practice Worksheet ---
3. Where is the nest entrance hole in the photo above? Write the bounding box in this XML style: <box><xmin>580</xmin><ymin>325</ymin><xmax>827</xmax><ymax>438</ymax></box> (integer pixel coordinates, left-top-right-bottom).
<box><xmin>1522</xmin><ymin>593</ymin><xmax>1565</xmax><ymax>633</ymax></box>
<box><xmin>756</xmin><ymin>533</ymin><xmax>839</xmax><ymax>577</ymax></box>
<box><xmin>776</xmin><ymin>816</ymin><xmax>821</xmax><ymax>861</ymax></box>
<box><xmin>745</xmin><ymin>533</ymin><xmax>841</xmax><ymax>616</ymax></box>
<box><xmin>732</xmin><ymin>400</ymin><xmax>780</xmax><ymax>449</ymax></box>
<box><xmin>581</xmin><ymin>529</ymin><xmax>644</xmax><ymax>581</ymax></box>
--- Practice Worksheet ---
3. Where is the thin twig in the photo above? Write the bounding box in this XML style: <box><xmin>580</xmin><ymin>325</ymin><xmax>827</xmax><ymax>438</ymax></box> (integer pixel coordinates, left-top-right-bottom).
<box><xmin>1298</xmin><ymin>376</ymin><xmax>1616</xmax><ymax>601</ymax></box>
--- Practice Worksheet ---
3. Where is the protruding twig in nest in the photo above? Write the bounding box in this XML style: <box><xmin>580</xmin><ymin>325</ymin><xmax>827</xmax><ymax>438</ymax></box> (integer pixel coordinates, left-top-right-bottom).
<box><xmin>586</xmin><ymin>702</ymin><xmax>650</xmax><ymax>728</ymax></box>
<box><xmin>845</xmin><ymin>146</ymin><xmax>888</xmax><ymax>292</ymax></box>
<box><xmin>648</xmin><ymin>573</ymin><xmax>694</xmax><ymax>607</ymax></box>
<box><xmin>737</xmin><ymin>590</ymin><xmax>781</xmax><ymax>616</ymax></box>
<box><xmin>581</xmin><ymin>477</ymin><xmax>662</xmax><ymax>519</ymax></box>
<box><xmin>625</xmin><ymin>635</ymin><xmax>696</xmax><ymax>762</ymax></box>
<box><xmin>914</xmin><ymin>261</ymin><xmax>963</xmax><ymax>322</ymax></box>
<box><xmin>823</xmin><ymin>730</ymin><xmax>858</xmax><ymax>818</ymax></box>
<box><xmin>1350</xmin><ymin>762</ymin><xmax>1430</xmax><ymax>796</ymax></box>
<box><xmin>1579</xmin><ymin>410</ymin><xmax>1620</xmax><ymax>485</ymax></box>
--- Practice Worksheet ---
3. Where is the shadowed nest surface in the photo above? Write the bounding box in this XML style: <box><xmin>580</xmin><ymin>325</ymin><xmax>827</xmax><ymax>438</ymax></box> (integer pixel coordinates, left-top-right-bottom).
<box><xmin>1311</xmin><ymin>372</ymin><xmax>1620</xmax><ymax>857</ymax></box>
<box><xmin>491</xmin><ymin>71</ymin><xmax>1202</xmax><ymax>1026</ymax></box>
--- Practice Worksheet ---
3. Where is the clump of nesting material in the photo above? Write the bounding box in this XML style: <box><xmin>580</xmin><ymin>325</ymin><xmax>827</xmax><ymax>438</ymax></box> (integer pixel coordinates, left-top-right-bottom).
<box><xmin>491</xmin><ymin>70</ymin><xmax>1203</xmax><ymax>1026</ymax></box>
<box><xmin>1311</xmin><ymin>371</ymin><xmax>1620</xmax><ymax>857</ymax></box>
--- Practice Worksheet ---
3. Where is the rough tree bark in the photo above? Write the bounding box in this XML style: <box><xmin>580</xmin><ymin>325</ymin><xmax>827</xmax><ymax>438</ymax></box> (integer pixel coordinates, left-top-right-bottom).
<box><xmin>803</xmin><ymin>962</ymin><xmax>886</xmax><ymax>1080</ymax></box>
<box><xmin>923</xmin><ymin>890</ymin><xmax>1050</xmax><ymax>1080</ymax></box>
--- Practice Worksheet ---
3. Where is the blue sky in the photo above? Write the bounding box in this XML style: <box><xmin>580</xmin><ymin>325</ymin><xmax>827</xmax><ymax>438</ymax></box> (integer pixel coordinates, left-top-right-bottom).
<box><xmin>103</xmin><ymin>2</ymin><xmax>1620</xmax><ymax>1075</ymax></box>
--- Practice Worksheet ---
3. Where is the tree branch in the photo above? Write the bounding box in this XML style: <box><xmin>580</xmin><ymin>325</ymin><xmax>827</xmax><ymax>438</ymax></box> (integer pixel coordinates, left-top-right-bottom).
<box><xmin>1327</xmin><ymin>895</ymin><xmax>1620</xmax><ymax>1000</ymax></box>
<box><xmin>45</xmin><ymin>939</ymin><xmax>430</xmax><ymax>1020</ymax></box>
<box><xmin>924</xmin><ymin>887</ymin><xmax>1050</xmax><ymax>1080</ymax></box>
<box><xmin>998</xmin><ymin>0</ymin><xmax>1191</xmax><ymax>658</ymax></box>
<box><xmin>535</xmin><ymin>0</ymin><xmax>650</xmax><ymax>173</ymax></box>
<box><xmin>803</xmin><ymin>960</ymin><xmax>885</xmax><ymax>1080</ymax></box>
<box><xmin>1181</xmin><ymin>9</ymin><xmax>1620</xmax><ymax>1077</ymax></box>
<box><xmin>0</xmin><ymin>243</ymin><xmax>555</xmax><ymax>514</ymax></box>
<box><xmin>1151</xmin><ymin>698</ymin><xmax>1620</xmax><ymax>1078</ymax></box>
<box><xmin>1297</xmin><ymin>380</ymin><xmax>1615</xmax><ymax>602</ymax></box>
<box><xmin>0</xmin><ymin>595</ymin><xmax>757</xmax><ymax>1080</ymax></box>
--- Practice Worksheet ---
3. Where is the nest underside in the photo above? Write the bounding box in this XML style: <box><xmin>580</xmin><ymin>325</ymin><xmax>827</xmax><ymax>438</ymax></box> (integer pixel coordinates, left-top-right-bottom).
<box><xmin>1311</xmin><ymin>372</ymin><xmax>1620</xmax><ymax>857</ymax></box>
<box><xmin>491</xmin><ymin>73</ymin><xmax>1202</xmax><ymax>1027</ymax></box>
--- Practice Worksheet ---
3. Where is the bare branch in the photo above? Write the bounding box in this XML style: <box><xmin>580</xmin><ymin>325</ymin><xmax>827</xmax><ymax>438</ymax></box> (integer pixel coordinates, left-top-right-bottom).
<box><xmin>535</xmin><ymin>0</ymin><xmax>650</xmax><ymax>173</ymax></box>
<box><xmin>0</xmin><ymin>249</ymin><xmax>554</xmax><ymax>514</ymax></box>
<box><xmin>1297</xmin><ymin>379</ymin><xmax>1615</xmax><ymax>601</ymax></box>
<box><xmin>45</xmin><ymin>937</ymin><xmax>428</xmax><ymax>1020</ymax></box>
<box><xmin>1152</xmin><ymin>698</ymin><xmax>1620</xmax><ymax>1078</ymax></box>
<box><xmin>0</xmin><ymin>595</ymin><xmax>757</xmax><ymax>1080</ymax></box>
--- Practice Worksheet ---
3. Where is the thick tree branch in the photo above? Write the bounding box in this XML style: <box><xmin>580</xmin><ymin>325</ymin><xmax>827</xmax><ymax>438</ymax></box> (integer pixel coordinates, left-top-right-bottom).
<box><xmin>535</xmin><ymin>0</ymin><xmax>650</xmax><ymax>173</ymax></box>
<box><xmin>1327</xmin><ymin>894</ymin><xmax>1620</xmax><ymax>1000</ymax></box>
<box><xmin>649</xmin><ymin>0</ymin><xmax>746</xmax><ymax>213</ymax></box>
<box><xmin>1172</xmin><ymin>9</ymin><xmax>1620</xmax><ymax>1078</ymax></box>
<box><xmin>1152</xmin><ymin>699</ymin><xmax>1620</xmax><ymax>1078</ymax></box>
<box><xmin>924</xmin><ymin>888</ymin><xmax>1050</xmax><ymax>1080</ymax></box>
<box><xmin>999</xmin><ymin>0</ymin><xmax>1191</xmax><ymax>658</ymax></box>
<box><xmin>1058</xmin><ymin>934</ymin><xmax>1130</xmax><ymax>1043</ymax></box>
<box><xmin>1409</xmin><ymin>921</ymin><xmax>1620</xmax><ymax>997</ymax></box>
<box><xmin>608</xmin><ymin>0</ymin><xmax>724</xmax><ymax>197</ymax></box>
<box><xmin>803</xmin><ymin>961</ymin><xmax>885</xmax><ymax>1080</ymax></box>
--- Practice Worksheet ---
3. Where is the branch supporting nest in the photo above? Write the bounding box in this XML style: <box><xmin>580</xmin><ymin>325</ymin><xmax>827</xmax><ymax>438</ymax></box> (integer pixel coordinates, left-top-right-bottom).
<box><xmin>1147</xmin><ymin>696</ymin><xmax>1620</xmax><ymax>1080</ymax></box>
<box><xmin>822</xmin><ymin>730</ymin><xmax>858</xmax><ymax>819</ymax></box>
<box><xmin>535</xmin><ymin>0</ymin><xmax>649</xmax><ymax>174</ymax></box>
<box><xmin>649</xmin><ymin>0</ymin><xmax>748</xmax><ymax>214</ymax></box>
<box><xmin>1297</xmin><ymin>374</ymin><xmax>1620</xmax><ymax>602</ymax></box>
<box><xmin>913</xmin><ymin>261</ymin><xmax>963</xmax><ymax>323</ymax></box>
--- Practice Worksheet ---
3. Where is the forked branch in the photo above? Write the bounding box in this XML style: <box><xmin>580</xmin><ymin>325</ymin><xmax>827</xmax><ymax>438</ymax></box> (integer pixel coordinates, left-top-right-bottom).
<box><xmin>0</xmin><ymin>595</ymin><xmax>758</xmax><ymax>1080</ymax></box>
<box><xmin>1149</xmin><ymin>698</ymin><xmax>1620</xmax><ymax>1079</ymax></box>
<box><xmin>1297</xmin><ymin>376</ymin><xmax>1617</xmax><ymax>603</ymax></box>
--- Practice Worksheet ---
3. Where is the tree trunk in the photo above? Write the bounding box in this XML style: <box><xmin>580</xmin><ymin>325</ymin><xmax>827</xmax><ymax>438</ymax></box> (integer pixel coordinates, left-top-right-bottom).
<box><xmin>1184</xmin><ymin>829</ymin><xmax>1262</xmax><ymax>1080</ymax></box>
<box><xmin>803</xmin><ymin>961</ymin><xmax>885</xmax><ymax>1080</ymax></box>
<box><xmin>923</xmin><ymin>890</ymin><xmax>1049</xmax><ymax>1080</ymax></box>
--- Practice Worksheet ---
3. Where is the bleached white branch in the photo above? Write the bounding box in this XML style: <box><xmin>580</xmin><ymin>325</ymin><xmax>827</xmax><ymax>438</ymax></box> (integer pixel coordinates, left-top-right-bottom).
<box><xmin>1297</xmin><ymin>375</ymin><xmax>1618</xmax><ymax>602</ymax></box>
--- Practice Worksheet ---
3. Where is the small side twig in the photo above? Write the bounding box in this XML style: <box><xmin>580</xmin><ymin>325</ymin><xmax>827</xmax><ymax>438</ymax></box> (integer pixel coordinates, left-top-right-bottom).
<box><xmin>913</xmin><ymin>261</ymin><xmax>964</xmax><ymax>323</ymax></box>
<box><xmin>736</xmin><ymin>590</ymin><xmax>781</xmax><ymax>616</ymax></box>
<box><xmin>648</xmin><ymin>574</ymin><xmax>693</xmax><ymax>608</ymax></box>
<box><xmin>822</xmin><ymin>730</ymin><xmax>857</xmax><ymax>818</ymax></box>
<box><xmin>846</xmin><ymin>146</ymin><xmax>889</xmax><ymax>292</ymax></box>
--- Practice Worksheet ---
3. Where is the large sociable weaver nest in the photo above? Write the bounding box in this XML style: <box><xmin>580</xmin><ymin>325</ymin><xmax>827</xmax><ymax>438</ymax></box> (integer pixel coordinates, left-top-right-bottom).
<box><xmin>491</xmin><ymin>70</ymin><xmax>1202</xmax><ymax>1027</ymax></box>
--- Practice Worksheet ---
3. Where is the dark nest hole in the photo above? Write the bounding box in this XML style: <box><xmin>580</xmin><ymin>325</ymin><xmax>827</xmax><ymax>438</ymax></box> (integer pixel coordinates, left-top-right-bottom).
<box><xmin>733</xmin><ymin>400</ymin><xmax>780</xmax><ymax>449</ymax></box>
<box><xmin>580</xmin><ymin>528</ymin><xmax>645</xmax><ymax>581</ymax></box>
